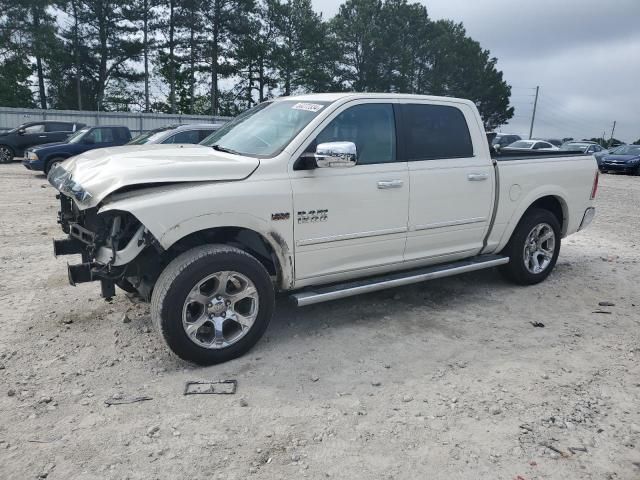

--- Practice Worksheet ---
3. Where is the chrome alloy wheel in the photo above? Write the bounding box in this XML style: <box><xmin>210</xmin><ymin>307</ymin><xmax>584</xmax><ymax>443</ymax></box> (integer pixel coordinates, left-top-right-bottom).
<box><xmin>0</xmin><ymin>146</ymin><xmax>13</xmax><ymax>163</ymax></box>
<box><xmin>182</xmin><ymin>271</ymin><xmax>259</xmax><ymax>349</ymax></box>
<box><xmin>523</xmin><ymin>223</ymin><xmax>556</xmax><ymax>274</ymax></box>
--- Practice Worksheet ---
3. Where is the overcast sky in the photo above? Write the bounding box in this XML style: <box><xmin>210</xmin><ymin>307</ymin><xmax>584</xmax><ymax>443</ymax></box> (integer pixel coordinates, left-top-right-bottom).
<box><xmin>312</xmin><ymin>0</ymin><xmax>640</xmax><ymax>142</ymax></box>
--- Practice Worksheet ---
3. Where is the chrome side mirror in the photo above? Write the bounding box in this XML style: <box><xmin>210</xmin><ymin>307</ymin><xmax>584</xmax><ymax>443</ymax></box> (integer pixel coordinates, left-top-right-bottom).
<box><xmin>315</xmin><ymin>141</ymin><xmax>357</xmax><ymax>168</ymax></box>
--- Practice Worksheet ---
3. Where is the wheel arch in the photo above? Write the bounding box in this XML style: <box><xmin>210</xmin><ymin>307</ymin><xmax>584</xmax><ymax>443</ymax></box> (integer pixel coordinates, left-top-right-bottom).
<box><xmin>164</xmin><ymin>226</ymin><xmax>293</xmax><ymax>291</ymax></box>
<box><xmin>497</xmin><ymin>191</ymin><xmax>569</xmax><ymax>252</ymax></box>
<box><xmin>44</xmin><ymin>153</ymin><xmax>72</xmax><ymax>172</ymax></box>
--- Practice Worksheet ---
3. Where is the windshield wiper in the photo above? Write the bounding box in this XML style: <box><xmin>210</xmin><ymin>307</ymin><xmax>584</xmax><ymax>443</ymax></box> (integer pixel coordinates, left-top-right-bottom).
<box><xmin>211</xmin><ymin>144</ymin><xmax>240</xmax><ymax>155</ymax></box>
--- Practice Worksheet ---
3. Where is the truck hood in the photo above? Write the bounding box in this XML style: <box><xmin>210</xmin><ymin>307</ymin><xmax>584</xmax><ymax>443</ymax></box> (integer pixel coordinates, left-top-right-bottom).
<box><xmin>48</xmin><ymin>144</ymin><xmax>260</xmax><ymax>209</ymax></box>
<box><xmin>30</xmin><ymin>141</ymin><xmax>68</xmax><ymax>151</ymax></box>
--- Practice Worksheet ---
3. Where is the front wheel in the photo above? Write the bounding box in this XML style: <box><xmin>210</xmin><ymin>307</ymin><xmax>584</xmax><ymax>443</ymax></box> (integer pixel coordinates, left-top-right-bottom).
<box><xmin>151</xmin><ymin>245</ymin><xmax>275</xmax><ymax>365</ymax></box>
<box><xmin>45</xmin><ymin>157</ymin><xmax>66</xmax><ymax>175</ymax></box>
<box><xmin>499</xmin><ymin>208</ymin><xmax>561</xmax><ymax>285</ymax></box>
<box><xmin>0</xmin><ymin>145</ymin><xmax>14</xmax><ymax>164</ymax></box>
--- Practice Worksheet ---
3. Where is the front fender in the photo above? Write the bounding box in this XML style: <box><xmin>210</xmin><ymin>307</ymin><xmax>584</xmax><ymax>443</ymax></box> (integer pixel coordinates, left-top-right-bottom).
<box><xmin>160</xmin><ymin>212</ymin><xmax>294</xmax><ymax>289</ymax></box>
<box><xmin>99</xmin><ymin>180</ymin><xmax>295</xmax><ymax>289</ymax></box>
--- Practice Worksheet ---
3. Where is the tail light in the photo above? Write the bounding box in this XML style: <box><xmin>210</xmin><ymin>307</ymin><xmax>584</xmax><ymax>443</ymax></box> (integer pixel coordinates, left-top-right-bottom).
<box><xmin>590</xmin><ymin>171</ymin><xmax>599</xmax><ymax>199</ymax></box>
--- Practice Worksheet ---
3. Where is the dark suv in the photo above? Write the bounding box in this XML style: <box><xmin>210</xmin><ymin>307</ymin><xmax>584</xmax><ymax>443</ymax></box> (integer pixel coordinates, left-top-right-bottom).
<box><xmin>0</xmin><ymin>121</ymin><xmax>85</xmax><ymax>163</ymax></box>
<box><xmin>22</xmin><ymin>126</ymin><xmax>131</xmax><ymax>174</ymax></box>
<box><xmin>492</xmin><ymin>133</ymin><xmax>522</xmax><ymax>149</ymax></box>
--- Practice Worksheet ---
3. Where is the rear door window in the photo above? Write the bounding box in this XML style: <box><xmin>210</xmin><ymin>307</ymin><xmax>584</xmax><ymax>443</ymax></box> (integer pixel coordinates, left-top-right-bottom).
<box><xmin>397</xmin><ymin>104</ymin><xmax>473</xmax><ymax>160</ymax></box>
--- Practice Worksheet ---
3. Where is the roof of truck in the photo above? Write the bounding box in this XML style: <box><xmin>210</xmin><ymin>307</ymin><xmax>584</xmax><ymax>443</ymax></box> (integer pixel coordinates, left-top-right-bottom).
<box><xmin>276</xmin><ymin>92</ymin><xmax>474</xmax><ymax>105</ymax></box>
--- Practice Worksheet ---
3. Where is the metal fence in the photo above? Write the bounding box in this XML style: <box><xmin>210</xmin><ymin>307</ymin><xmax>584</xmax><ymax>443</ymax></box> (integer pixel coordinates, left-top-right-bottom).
<box><xmin>0</xmin><ymin>107</ymin><xmax>231</xmax><ymax>135</ymax></box>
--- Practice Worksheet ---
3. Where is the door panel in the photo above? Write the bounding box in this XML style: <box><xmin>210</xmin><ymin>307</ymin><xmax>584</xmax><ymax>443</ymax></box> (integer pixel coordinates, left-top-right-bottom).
<box><xmin>292</xmin><ymin>163</ymin><xmax>409</xmax><ymax>279</ymax></box>
<box><xmin>405</xmin><ymin>158</ymin><xmax>493</xmax><ymax>261</ymax></box>
<box><xmin>397</xmin><ymin>102</ymin><xmax>494</xmax><ymax>263</ymax></box>
<box><xmin>17</xmin><ymin>123</ymin><xmax>49</xmax><ymax>152</ymax></box>
<box><xmin>291</xmin><ymin>102</ymin><xmax>409</xmax><ymax>281</ymax></box>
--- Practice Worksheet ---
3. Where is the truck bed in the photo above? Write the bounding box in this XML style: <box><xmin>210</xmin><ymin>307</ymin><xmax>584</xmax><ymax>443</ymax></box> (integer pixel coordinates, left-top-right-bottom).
<box><xmin>492</xmin><ymin>149</ymin><xmax>588</xmax><ymax>162</ymax></box>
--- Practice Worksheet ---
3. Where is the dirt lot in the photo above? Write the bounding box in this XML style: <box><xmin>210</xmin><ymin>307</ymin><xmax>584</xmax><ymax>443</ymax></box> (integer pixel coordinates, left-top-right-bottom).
<box><xmin>0</xmin><ymin>162</ymin><xmax>639</xmax><ymax>480</ymax></box>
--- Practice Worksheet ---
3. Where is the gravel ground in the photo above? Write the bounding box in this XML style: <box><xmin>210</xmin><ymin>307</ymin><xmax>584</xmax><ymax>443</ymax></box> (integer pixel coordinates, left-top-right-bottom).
<box><xmin>0</xmin><ymin>162</ymin><xmax>639</xmax><ymax>480</ymax></box>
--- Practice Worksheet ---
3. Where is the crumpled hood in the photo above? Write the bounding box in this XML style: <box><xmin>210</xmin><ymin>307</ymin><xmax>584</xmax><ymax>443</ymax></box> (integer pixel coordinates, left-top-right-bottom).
<box><xmin>48</xmin><ymin>144</ymin><xmax>259</xmax><ymax>209</ymax></box>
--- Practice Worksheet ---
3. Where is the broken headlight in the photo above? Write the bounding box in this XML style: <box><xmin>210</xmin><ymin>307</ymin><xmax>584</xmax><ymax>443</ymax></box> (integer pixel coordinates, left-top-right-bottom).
<box><xmin>48</xmin><ymin>163</ymin><xmax>93</xmax><ymax>205</ymax></box>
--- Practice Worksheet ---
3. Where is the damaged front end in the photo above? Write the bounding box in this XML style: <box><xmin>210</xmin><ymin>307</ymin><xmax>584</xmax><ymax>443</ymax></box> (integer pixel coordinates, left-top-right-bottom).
<box><xmin>49</xmin><ymin>164</ymin><xmax>161</xmax><ymax>300</ymax></box>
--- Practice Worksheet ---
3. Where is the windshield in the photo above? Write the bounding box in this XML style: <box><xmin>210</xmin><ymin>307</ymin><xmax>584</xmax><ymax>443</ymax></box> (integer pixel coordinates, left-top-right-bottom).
<box><xmin>611</xmin><ymin>145</ymin><xmax>640</xmax><ymax>155</ymax></box>
<box><xmin>127</xmin><ymin>128</ymin><xmax>172</xmax><ymax>145</ymax></box>
<box><xmin>66</xmin><ymin>128</ymin><xmax>90</xmax><ymax>143</ymax></box>
<box><xmin>508</xmin><ymin>141</ymin><xmax>533</xmax><ymax>148</ymax></box>
<box><xmin>200</xmin><ymin>100</ymin><xmax>330</xmax><ymax>157</ymax></box>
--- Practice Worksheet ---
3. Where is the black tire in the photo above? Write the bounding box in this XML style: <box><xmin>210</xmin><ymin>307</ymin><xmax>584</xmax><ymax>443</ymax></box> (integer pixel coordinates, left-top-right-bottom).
<box><xmin>45</xmin><ymin>157</ymin><xmax>66</xmax><ymax>175</ymax></box>
<box><xmin>0</xmin><ymin>145</ymin><xmax>14</xmax><ymax>164</ymax></box>
<box><xmin>499</xmin><ymin>208</ymin><xmax>561</xmax><ymax>285</ymax></box>
<box><xmin>151</xmin><ymin>245</ymin><xmax>274</xmax><ymax>365</ymax></box>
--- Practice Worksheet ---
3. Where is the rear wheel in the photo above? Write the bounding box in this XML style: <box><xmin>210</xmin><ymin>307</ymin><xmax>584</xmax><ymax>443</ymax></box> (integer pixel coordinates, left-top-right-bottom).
<box><xmin>45</xmin><ymin>157</ymin><xmax>66</xmax><ymax>175</ymax></box>
<box><xmin>499</xmin><ymin>208</ymin><xmax>561</xmax><ymax>285</ymax></box>
<box><xmin>151</xmin><ymin>245</ymin><xmax>275</xmax><ymax>365</ymax></box>
<box><xmin>0</xmin><ymin>145</ymin><xmax>14</xmax><ymax>164</ymax></box>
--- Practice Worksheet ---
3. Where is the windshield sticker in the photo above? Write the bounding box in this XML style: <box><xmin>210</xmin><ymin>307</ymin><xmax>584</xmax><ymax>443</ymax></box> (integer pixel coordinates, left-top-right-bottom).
<box><xmin>292</xmin><ymin>102</ymin><xmax>324</xmax><ymax>112</ymax></box>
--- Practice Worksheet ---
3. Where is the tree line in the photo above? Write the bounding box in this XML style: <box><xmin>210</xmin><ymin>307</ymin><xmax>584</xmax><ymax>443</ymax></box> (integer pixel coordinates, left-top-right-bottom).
<box><xmin>0</xmin><ymin>0</ymin><xmax>514</xmax><ymax>128</ymax></box>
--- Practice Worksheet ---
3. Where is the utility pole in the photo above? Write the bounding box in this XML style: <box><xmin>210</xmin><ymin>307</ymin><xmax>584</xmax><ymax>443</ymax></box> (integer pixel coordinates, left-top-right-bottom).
<box><xmin>608</xmin><ymin>121</ymin><xmax>617</xmax><ymax>147</ymax></box>
<box><xmin>528</xmin><ymin>86</ymin><xmax>539</xmax><ymax>139</ymax></box>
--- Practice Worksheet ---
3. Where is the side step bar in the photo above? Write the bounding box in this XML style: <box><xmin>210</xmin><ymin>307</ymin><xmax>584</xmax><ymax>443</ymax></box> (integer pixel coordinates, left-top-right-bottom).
<box><xmin>290</xmin><ymin>255</ymin><xmax>509</xmax><ymax>307</ymax></box>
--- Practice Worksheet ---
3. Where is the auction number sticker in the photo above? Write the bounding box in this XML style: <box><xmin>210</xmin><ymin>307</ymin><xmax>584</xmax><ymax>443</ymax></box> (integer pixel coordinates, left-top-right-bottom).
<box><xmin>292</xmin><ymin>102</ymin><xmax>324</xmax><ymax>112</ymax></box>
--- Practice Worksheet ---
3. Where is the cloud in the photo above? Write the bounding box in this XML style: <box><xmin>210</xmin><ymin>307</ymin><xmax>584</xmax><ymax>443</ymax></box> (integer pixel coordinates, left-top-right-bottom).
<box><xmin>312</xmin><ymin>0</ymin><xmax>640</xmax><ymax>142</ymax></box>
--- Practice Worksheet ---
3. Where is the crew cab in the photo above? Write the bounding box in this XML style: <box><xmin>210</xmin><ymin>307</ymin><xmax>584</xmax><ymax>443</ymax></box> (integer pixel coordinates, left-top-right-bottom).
<box><xmin>48</xmin><ymin>93</ymin><xmax>598</xmax><ymax>365</ymax></box>
<box><xmin>23</xmin><ymin>125</ymin><xmax>131</xmax><ymax>174</ymax></box>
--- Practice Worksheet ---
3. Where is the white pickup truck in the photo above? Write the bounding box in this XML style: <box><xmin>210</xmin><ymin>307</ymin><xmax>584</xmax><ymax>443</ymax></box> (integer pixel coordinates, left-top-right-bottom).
<box><xmin>49</xmin><ymin>93</ymin><xmax>598</xmax><ymax>364</ymax></box>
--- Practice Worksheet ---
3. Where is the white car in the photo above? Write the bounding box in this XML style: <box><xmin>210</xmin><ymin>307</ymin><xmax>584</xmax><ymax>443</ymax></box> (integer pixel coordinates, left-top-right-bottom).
<box><xmin>49</xmin><ymin>93</ymin><xmax>598</xmax><ymax>364</ymax></box>
<box><xmin>503</xmin><ymin>139</ymin><xmax>560</xmax><ymax>151</ymax></box>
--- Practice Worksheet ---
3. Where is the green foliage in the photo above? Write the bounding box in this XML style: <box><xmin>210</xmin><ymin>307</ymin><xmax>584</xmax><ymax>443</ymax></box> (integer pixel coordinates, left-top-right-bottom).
<box><xmin>0</xmin><ymin>56</ymin><xmax>36</xmax><ymax>107</ymax></box>
<box><xmin>0</xmin><ymin>0</ymin><xmax>514</xmax><ymax>127</ymax></box>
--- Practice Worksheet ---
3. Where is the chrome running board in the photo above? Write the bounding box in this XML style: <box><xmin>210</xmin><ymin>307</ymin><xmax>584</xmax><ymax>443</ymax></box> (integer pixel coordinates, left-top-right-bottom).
<box><xmin>290</xmin><ymin>255</ymin><xmax>509</xmax><ymax>307</ymax></box>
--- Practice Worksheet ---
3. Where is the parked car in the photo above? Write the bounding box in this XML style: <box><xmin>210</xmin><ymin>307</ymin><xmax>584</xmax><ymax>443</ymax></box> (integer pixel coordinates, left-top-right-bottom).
<box><xmin>599</xmin><ymin>144</ymin><xmax>640</xmax><ymax>175</ymax></box>
<box><xmin>543</xmin><ymin>138</ymin><xmax>563</xmax><ymax>147</ymax></box>
<box><xmin>594</xmin><ymin>145</ymin><xmax>624</xmax><ymax>169</ymax></box>
<box><xmin>491</xmin><ymin>133</ymin><xmax>521</xmax><ymax>149</ymax></box>
<box><xmin>0</xmin><ymin>121</ymin><xmax>85</xmax><ymax>163</ymax></box>
<box><xmin>22</xmin><ymin>126</ymin><xmax>131</xmax><ymax>174</ymax></box>
<box><xmin>560</xmin><ymin>142</ymin><xmax>605</xmax><ymax>154</ymax></box>
<box><xmin>48</xmin><ymin>93</ymin><xmax>598</xmax><ymax>365</ymax></box>
<box><xmin>503</xmin><ymin>140</ymin><xmax>559</xmax><ymax>151</ymax></box>
<box><xmin>127</xmin><ymin>124</ymin><xmax>222</xmax><ymax>145</ymax></box>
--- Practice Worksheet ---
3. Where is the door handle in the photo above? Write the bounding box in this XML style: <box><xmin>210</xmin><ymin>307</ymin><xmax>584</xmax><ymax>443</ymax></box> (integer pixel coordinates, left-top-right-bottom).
<box><xmin>38</xmin><ymin>135</ymin><xmax>47</xmax><ymax>138</ymax></box>
<box><xmin>377</xmin><ymin>180</ymin><xmax>404</xmax><ymax>189</ymax></box>
<box><xmin>467</xmin><ymin>173</ymin><xmax>489</xmax><ymax>181</ymax></box>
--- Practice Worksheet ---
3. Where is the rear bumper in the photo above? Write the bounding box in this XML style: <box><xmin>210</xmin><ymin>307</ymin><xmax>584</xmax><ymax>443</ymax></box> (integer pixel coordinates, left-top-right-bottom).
<box><xmin>578</xmin><ymin>207</ymin><xmax>596</xmax><ymax>231</ymax></box>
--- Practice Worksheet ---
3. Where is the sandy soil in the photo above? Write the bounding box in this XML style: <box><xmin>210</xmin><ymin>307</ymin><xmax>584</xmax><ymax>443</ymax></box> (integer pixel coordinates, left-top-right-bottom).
<box><xmin>0</xmin><ymin>162</ymin><xmax>639</xmax><ymax>480</ymax></box>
